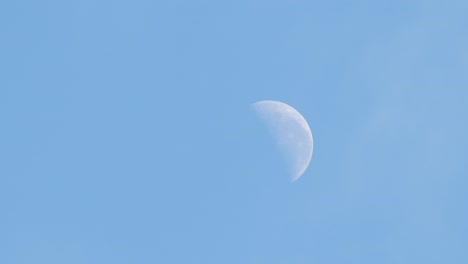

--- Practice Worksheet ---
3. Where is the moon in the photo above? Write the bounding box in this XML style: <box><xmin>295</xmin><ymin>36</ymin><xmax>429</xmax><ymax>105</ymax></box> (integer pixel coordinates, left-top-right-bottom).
<box><xmin>252</xmin><ymin>100</ymin><xmax>313</xmax><ymax>182</ymax></box>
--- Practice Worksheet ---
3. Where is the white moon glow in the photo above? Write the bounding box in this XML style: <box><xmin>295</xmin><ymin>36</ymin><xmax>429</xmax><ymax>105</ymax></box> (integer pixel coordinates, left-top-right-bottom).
<box><xmin>252</xmin><ymin>100</ymin><xmax>313</xmax><ymax>182</ymax></box>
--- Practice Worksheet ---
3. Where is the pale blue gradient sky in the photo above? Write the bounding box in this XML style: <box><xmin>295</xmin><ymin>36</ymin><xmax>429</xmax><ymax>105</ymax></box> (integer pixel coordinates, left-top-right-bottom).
<box><xmin>2</xmin><ymin>1</ymin><xmax>468</xmax><ymax>263</ymax></box>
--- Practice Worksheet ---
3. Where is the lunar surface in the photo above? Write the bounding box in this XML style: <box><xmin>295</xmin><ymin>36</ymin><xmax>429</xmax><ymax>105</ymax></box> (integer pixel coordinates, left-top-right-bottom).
<box><xmin>252</xmin><ymin>100</ymin><xmax>313</xmax><ymax>182</ymax></box>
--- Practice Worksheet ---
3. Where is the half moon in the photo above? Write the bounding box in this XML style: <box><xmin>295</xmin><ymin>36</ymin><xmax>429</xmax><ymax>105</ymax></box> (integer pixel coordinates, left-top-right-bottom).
<box><xmin>252</xmin><ymin>100</ymin><xmax>313</xmax><ymax>182</ymax></box>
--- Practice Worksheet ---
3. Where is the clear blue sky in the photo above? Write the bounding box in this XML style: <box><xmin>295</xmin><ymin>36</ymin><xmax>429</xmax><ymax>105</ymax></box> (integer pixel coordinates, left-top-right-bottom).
<box><xmin>2</xmin><ymin>0</ymin><xmax>468</xmax><ymax>263</ymax></box>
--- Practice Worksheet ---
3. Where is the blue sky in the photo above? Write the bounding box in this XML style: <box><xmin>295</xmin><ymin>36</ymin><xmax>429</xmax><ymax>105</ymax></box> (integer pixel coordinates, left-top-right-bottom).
<box><xmin>2</xmin><ymin>0</ymin><xmax>468</xmax><ymax>263</ymax></box>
